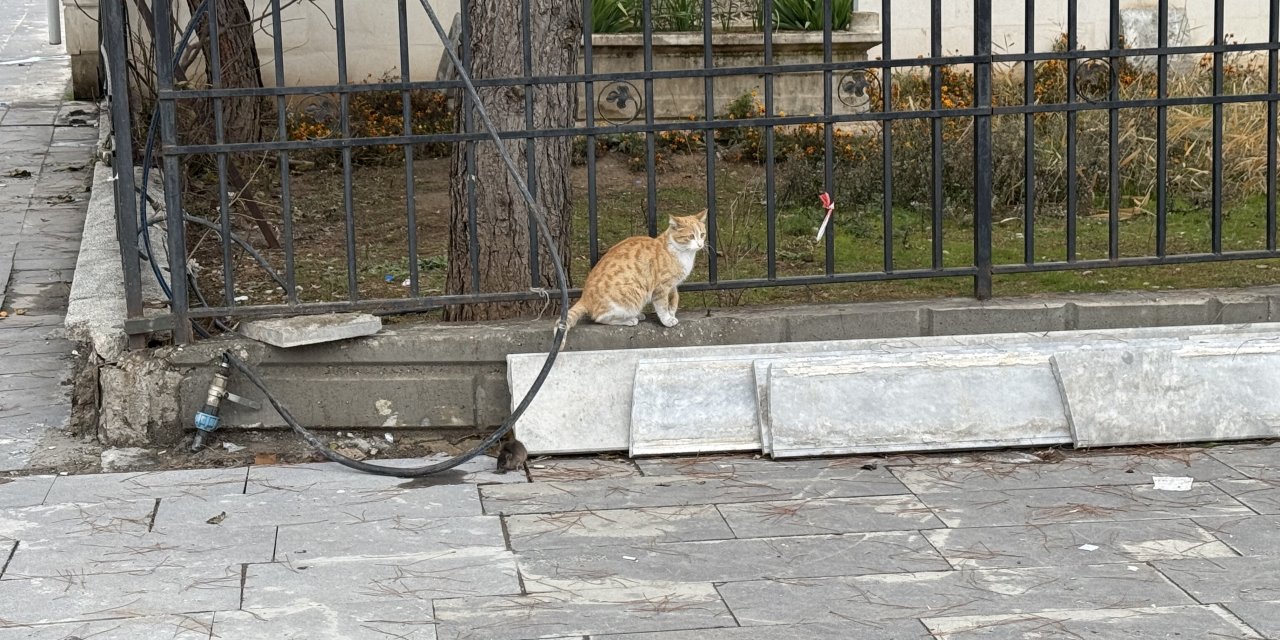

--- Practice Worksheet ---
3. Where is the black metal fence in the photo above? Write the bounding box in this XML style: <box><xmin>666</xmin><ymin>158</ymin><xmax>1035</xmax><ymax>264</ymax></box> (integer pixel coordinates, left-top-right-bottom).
<box><xmin>103</xmin><ymin>0</ymin><xmax>1280</xmax><ymax>343</ymax></box>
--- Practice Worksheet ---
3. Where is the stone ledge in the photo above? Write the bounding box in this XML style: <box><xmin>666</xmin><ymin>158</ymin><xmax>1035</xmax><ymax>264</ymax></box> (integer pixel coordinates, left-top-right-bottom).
<box><xmin>98</xmin><ymin>285</ymin><xmax>1280</xmax><ymax>446</ymax></box>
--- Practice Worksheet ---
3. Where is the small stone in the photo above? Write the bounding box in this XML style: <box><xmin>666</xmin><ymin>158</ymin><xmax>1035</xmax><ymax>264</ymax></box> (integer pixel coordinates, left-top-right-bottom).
<box><xmin>0</xmin><ymin>311</ymin><xmax>7</xmax><ymax>318</ymax></box>
<box><xmin>100</xmin><ymin>447</ymin><xmax>160</xmax><ymax>472</ymax></box>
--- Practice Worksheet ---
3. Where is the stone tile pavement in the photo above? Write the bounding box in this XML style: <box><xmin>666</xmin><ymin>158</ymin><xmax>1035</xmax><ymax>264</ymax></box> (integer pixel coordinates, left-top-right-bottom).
<box><xmin>0</xmin><ymin>443</ymin><xmax>1276</xmax><ymax>638</ymax></box>
<box><xmin>0</xmin><ymin>0</ymin><xmax>97</xmax><ymax>471</ymax></box>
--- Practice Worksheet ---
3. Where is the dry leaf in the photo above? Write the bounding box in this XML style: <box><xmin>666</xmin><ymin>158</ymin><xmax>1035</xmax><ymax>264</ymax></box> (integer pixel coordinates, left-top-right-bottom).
<box><xmin>206</xmin><ymin>511</ymin><xmax>227</xmax><ymax>525</ymax></box>
<box><xmin>253</xmin><ymin>452</ymin><xmax>279</xmax><ymax>465</ymax></box>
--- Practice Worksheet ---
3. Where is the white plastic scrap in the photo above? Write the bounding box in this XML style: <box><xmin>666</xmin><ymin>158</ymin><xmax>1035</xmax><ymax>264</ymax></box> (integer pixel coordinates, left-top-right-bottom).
<box><xmin>1152</xmin><ymin>476</ymin><xmax>1193</xmax><ymax>491</ymax></box>
<box><xmin>1078</xmin><ymin>544</ymin><xmax>1099</xmax><ymax>552</ymax></box>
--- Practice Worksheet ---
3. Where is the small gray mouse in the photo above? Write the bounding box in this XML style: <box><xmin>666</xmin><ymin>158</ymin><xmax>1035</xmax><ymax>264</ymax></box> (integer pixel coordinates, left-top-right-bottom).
<box><xmin>496</xmin><ymin>439</ymin><xmax>528</xmax><ymax>474</ymax></box>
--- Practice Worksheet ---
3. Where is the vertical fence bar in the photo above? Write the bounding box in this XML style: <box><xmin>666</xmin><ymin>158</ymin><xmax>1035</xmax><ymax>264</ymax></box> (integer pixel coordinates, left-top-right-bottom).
<box><xmin>207</xmin><ymin>0</ymin><xmax>235</xmax><ymax>307</ymax></box>
<box><xmin>102</xmin><ymin>0</ymin><xmax>145</xmax><ymax>336</ymax></box>
<box><xmin>822</xmin><ymin>0</ymin><xmax>835</xmax><ymax>276</ymax></box>
<box><xmin>642</xmin><ymin>0</ymin><xmax>658</xmax><ymax>237</ymax></box>
<box><xmin>703</xmin><ymin>0</ymin><xmax>717</xmax><ymax>284</ymax></box>
<box><xmin>397</xmin><ymin>0</ymin><xmax>419</xmax><ymax>296</ymax></box>
<box><xmin>764</xmin><ymin>0</ymin><xmax>777</xmax><ymax>280</ymax></box>
<box><xmin>335</xmin><ymin>0</ymin><xmax>358</xmax><ymax>299</ymax></box>
<box><xmin>521</xmin><ymin>0</ymin><xmax>540</xmax><ymax>287</ymax></box>
<box><xmin>154</xmin><ymin>0</ymin><xmax>192</xmax><ymax>343</ymax></box>
<box><xmin>270</xmin><ymin>0</ymin><xmax>297</xmax><ymax>303</ymax></box>
<box><xmin>1065</xmin><ymin>1</ymin><xmax>1078</xmax><ymax>262</ymax></box>
<box><xmin>583</xmin><ymin>0</ymin><xmax>600</xmax><ymax>266</ymax></box>
<box><xmin>1211</xmin><ymin>0</ymin><xmax>1224</xmax><ymax>254</ymax></box>
<box><xmin>461</xmin><ymin>7</ymin><xmax>480</xmax><ymax>292</ymax></box>
<box><xmin>1270</xmin><ymin>0</ymin><xmax>1278</xmax><ymax>252</ymax></box>
<box><xmin>973</xmin><ymin>0</ymin><xmax>993</xmax><ymax>299</ymax></box>
<box><xmin>880</xmin><ymin>6</ymin><xmax>893</xmax><ymax>273</ymax></box>
<box><xmin>1022</xmin><ymin>0</ymin><xmax>1034</xmax><ymax>264</ymax></box>
<box><xmin>931</xmin><ymin>0</ymin><xmax>943</xmax><ymax>269</ymax></box>
<box><xmin>1108</xmin><ymin>0</ymin><xmax>1120</xmax><ymax>261</ymax></box>
<box><xmin>1156</xmin><ymin>0</ymin><xmax>1168</xmax><ymax>257</ymax></box>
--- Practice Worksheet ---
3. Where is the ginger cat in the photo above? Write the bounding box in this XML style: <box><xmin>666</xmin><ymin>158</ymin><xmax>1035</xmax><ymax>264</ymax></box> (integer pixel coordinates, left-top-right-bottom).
<box><xmin>565</xmin><ymin>210</ymin><xmax>707</xmax><ymax>330</ymax></box>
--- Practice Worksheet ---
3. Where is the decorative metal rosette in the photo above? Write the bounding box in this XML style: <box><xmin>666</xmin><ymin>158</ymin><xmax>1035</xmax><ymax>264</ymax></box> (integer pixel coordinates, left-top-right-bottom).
<box><xmin>1073</xmin><ymin>58</ymin><xmax>1114</xmax><ymax>103</ymax></box>
<box><xmin>837</xmin><ymin>70</ymin><xmax>878</xmax><ymax>111</ymax></box>
<box><xmin>597</xmin><ymin>80</ymin><xmax>643</xmax><ymax>125</ymax></box>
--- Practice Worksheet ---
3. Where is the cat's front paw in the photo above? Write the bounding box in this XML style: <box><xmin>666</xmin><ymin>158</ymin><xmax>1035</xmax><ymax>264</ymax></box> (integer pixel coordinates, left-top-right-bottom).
<box><xmin>659</xmin><ymin>314</ymin><xmax>679</xmax><ymax>328</ymax></box>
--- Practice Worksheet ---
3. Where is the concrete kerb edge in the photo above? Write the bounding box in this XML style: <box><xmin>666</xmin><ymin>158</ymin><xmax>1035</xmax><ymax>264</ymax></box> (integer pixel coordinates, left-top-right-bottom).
<box><xmin>65</xmin><ymin>107</ymin><xmax>169</xmax><ymax>363</ymax></box>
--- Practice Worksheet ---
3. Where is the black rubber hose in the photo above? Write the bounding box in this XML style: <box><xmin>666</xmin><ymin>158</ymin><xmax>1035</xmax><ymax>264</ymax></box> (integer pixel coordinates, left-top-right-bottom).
<box><xmin>209</xmin><ymin>0</ymin><xmax>570</xmax><ymax>477</ymax></box>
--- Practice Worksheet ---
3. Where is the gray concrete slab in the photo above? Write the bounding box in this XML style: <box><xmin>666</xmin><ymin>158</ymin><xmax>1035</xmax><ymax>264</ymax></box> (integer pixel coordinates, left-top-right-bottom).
<box><xmin>246</xmin><ymin>459</ymin><xmax>520</xmax><ymax>496</ymax></box>
<box><xmin>1154</xmin><ymin>556</ymin><xmax>1280</xmax><ymax>603</ymax></box>
<box><xmin>0</xmin><ymin>498</ymin><xmax>154</xmax><ymax>541</ymax></box>
<box><xmin>1208</xmin><ymin>443</ymin><xmax>1280</xmax><ymax>479</ymax></box>
<box><xmin>504</xmin><ymin>504</ymin><xmax>735</xmax><ymax>551</ymax></box>
<box><xmin>923</xmin><ymin>519</ymin><xmax>1236</xmax><ymax>570</ymax></box>
<box><xmin>630</xmin><ymin>360</ymin><xmax>762</xmax><ymax>455</ymax></box>
<box><xmin>590</xmin><ymin>621</ymin><xmax>932</xmax><ymax>640</ymax></box>
<box><xmin>526</xmin><ymin>457</ymin><xmax>640</xmax><ymax>482</ymax></box>
<box><xmin>1213</xmin><ymin>478</ymin><xmax>1280</xmax><ymax>515</ymax></box>
<box><xmin>153</xmin><ymin>483</ymin><xmax>484</xmax><ymax>530</ymax></box>
<box><xmin>42</xmin><ymin>467</ymin><xmax>248</xmax><ymax>504</ymax></box>
<box><xmin>717</xmin><ymin>564</ymin><xmax>1196</xmax><ymax>626</ymax></box>
<box><xmin>922</xmin><ymin>605</ymin><xmax>1261</xmax><ymax>639</ymax></box>
<box><xmin>432</xmin><ymin>584</ymin><xmax>736</xmax><ymax>640</ymax></box>
<box><xmin>890</xmin><ymin>451</ymin><xmax>1246</xmax><ymax>493</ymax></box>
<box><xmin>275</xmin><ymin>515</ymin><xmax>504</xmax><ymax>561</ymax></box>
<box><xmin>0</xmin><ymin>474</ymin><xmax>52</xmax><ymax>508</ymax></box>
<box><xmin>716</xmin><ymin>495</ymin><xmax>945</xmax><ymax>538</ymax></box>
<box><xmin>518</xmin><ymin>532</ymin><xmax>949</xmax><ymax>593</ymax></box>
<box><xmin>1225</xmin><ymin>601</ymin><xmax>1280</xmax><ymax>639</ymax></box>
<box><xmin>479</xmin><ymin>470</ymin><xmax>908</xmax><ymax>515</ymax></box>
<box><xmin>765</xmin><ymin>357</ymin><xmax>1070</xmax><ymax>457</ymax></box>
<box><xmin>3</xmin><ymin>524</ymin><xmax>276</xmax><ymax>578</ymax></box>
<box><xmin>0</xmin><ymin>615</ymin><xmax>214</xmax><ymax>639</ymax></box>
<box><xmin>917</xmin><ymin>483</ymin><xmax>1253</xmax><ymax>527</ymax></box>
<box><xmin>1056</xmin><ymin>346</ymin><xmax>1280</xmax><ymax>447</ymax></box>
<box><xmin>239</xmin><ymin>313</ymin><xmax>383</xmax><ymax>348</ymax></box>
<box><xmin>0</xmin><ymin>566</ymin><xmax>240</xmax><ymax>625</ymax></box>
<box><xmin>213</xmin><ymin>603</ymin><xmax>436</xmax><ymax>639</ymax></box>
<box><xmin>636</xmin><ymin>454</ymin><xmax>892</xmax><ymax>479</ymax></box>
<box><xmin>1196</xmin><ymin>515</ymin><xmax>1280</xmax><ymax>556</ymax></box>
<box><xmin>243</xmin><ymin>547</ymin><xmax>520</xmax><ymax>609</ymax></box>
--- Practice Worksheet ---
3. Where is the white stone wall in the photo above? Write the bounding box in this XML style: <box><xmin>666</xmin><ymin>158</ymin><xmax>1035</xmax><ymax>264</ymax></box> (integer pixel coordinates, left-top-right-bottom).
<box><xmin>243</xmin><ymin>0</ymin><xmax>461</xmax><ymax>86</ymax></box>
<box><xmin>855</xmin><ymin>0</ymin><xmax>1273</xmax><ymax>58</ymax></box>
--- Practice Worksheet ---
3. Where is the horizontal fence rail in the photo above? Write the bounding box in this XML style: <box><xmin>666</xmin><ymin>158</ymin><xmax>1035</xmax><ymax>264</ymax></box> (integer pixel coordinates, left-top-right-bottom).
<box><xmin>108</xmin><ymin>0</ymin><xmax>1280</xmax><ymax>342</ymax></box>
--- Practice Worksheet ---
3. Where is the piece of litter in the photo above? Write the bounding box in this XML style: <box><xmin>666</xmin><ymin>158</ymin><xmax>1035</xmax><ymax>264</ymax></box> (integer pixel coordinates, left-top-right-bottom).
<box><xmin>1078</xmin><ymin>544</ymin><xmax>1099</xmax><ymax>552</ymax></box>
<box><xmin>222</xmin><ymin>442</ymin><xmax>246</xmax><ymax>453</ymax></box>
<box><xmin>234</xmin><ymin>295</ymin><xmax>249</xmax><ymax>302</ymax></box>
<box><xmin>1127</xmin><ymin>565</ymin><xmax>1139</xmax><ymax>572</ymax></box>
<box><xmin>1152</xmin><ymin>476</ymin><xmax>1193</xmax><ymax>491</ymax></box>
<box><xmin>58</xmin><ymin>471</ymin><xmax>68</xmax><ymax>476</ymax></box>
<box><xmin>532</xmin><ymin>464</ymin><xmax>547</xmax><ymax>469</ymax></box>
<box><xmin>402</xmin><ymin>278</ymin><xmax>411</xmax><ymax>287</ymax></box>
<box><xmin>384</xmin><ymin>433</ymin><xmax>394</xmax><ymax>444</ymax></box>
<box><xmin>622</xmin><ymin>555</ymin><xmax>638</xmax><ymax>562</ymax></box>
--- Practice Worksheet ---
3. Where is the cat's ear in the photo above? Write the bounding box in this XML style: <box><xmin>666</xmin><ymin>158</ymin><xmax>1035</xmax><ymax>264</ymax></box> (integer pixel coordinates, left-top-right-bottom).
<box><xmin>694</xmin><ymin>209</ymin><xmax>708</xmax><ymax>223</ymax></box>
<box><xmin>668</xmin><ymin>216</ymin><xmax>681</xmax><ymax>229</ymax></box>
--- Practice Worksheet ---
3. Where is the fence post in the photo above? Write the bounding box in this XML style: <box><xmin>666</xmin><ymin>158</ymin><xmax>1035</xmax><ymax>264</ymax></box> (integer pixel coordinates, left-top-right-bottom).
<box><xmin>100</xmin><ymin>0</ymin><xmax>145</xmax><ymax>348</ymax></box>
<box><xmin>153</xmin><ymin>0</ymin><xmax>193</xmax><ymax>343</ymax></box>
<box><xmin>972</xmin><ymin>0</ymin><xmax>994</xmax><ymax>300</ymax></box>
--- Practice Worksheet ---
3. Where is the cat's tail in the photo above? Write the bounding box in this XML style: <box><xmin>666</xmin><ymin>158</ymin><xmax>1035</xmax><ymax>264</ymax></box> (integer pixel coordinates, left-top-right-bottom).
<box><xmin>563</xmin><ymin>302</ymin><xmax>587</xmax><ymax>330</ymax></box>
<box><xmin>554</xmin><ymin>302</ymin><xmax>587</xmax><ymax>347</ymax></box>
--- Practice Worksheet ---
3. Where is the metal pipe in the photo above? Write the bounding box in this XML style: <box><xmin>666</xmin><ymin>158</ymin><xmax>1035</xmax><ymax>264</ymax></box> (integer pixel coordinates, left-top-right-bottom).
<box><xmin>47</xmin><ymin>0</ymin><xmax>61</xmax><ymax>45</ymax></box>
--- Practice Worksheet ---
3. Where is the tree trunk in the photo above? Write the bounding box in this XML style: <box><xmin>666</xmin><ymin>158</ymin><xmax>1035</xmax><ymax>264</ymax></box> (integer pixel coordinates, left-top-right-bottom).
<box><xmin>186</xmin><ymin>0</ymin><xmax>263</xmax><ymax>144</ymax></box>
<box><xmin>444</xmin><ymin>0</ymin><xmax>580</xmax><ymax>321</ymax></box>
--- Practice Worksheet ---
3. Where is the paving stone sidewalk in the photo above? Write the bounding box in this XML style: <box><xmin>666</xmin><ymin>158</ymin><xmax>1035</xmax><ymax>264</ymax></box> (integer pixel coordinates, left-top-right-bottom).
<box><xmin>0</xmin><ymin>0</ymin><xmax>97</xmax><ymax>471</ymax></box>
<box><xmin>0</xmin><ymin>443</ymin><xmax>1277</xmax><ymax>638</ymax></box>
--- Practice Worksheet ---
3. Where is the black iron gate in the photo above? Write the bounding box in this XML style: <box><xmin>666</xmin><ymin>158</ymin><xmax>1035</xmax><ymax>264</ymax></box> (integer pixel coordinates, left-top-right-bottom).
<box><xmin>103</xmin><ymin>0</ymin><xmax>1280</xmax><ymax>343</ymax></box>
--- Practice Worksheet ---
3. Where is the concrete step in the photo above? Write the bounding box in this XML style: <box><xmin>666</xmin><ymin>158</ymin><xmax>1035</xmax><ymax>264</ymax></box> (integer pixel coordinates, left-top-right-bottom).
<box><xmin>511</xmin><ymin>323</ymin><xmax>1280</xmax><ymax>455</ymax></box>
